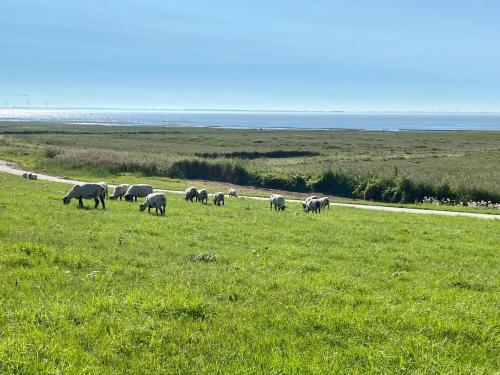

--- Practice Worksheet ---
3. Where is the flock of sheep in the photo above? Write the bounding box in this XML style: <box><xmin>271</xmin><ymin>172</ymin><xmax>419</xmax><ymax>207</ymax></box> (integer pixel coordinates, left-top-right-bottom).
<box><xmin>60</xmin><ymin>181</ymin><xmax>330</xmax><ymax>215</ymax></box>
<box><xmin>22</xmin><ymin>172</ymin><xmax>38</xmax><ymax>180</ymax></box>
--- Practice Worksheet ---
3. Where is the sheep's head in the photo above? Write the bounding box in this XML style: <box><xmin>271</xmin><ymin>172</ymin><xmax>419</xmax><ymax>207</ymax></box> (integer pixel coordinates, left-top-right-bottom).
<box><xmin>62</xmin><ymin>196</ymin><xmax>71</xmax><ymax>205</ymax></box>
<box><xmin>139</xmin><ymin>203</ymin><xmax>147</xmax><ymax>212</ymax></box>
<box><xmin>124</xmin><ymin>194</ymin><xmax>133</xmax><ymax>201</ymax></box>
<box><xmin>301</xmin><ymin>203</ymin><xmax>306</xmax><ymax>208</ymax></box>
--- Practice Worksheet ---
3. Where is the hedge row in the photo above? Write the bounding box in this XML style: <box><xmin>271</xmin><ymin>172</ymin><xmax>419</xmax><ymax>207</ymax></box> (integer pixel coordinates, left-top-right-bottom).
<box><xmin>49</xmin><ymin>148</ymin><xmax>500</xmax><ymax>204</ymax></box>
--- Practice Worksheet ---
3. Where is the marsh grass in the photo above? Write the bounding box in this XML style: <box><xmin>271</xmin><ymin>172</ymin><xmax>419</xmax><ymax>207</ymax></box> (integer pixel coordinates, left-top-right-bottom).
<box><xmin>1</xmin><ymin>123</ymin><xmax>499</xmax><ymax>205</ymax></box>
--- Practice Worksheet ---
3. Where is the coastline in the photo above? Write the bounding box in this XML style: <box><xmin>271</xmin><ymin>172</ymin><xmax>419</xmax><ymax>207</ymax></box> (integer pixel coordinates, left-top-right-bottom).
<box><xmin>1</xmin><ymin>109</ymin><xmax>500</xmax><ymax>131</ymax></box>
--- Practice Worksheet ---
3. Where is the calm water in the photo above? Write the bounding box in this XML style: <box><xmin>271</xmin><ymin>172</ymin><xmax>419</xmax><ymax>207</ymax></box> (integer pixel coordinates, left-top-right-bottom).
<box><xmin>1</xmin><ymin>109</ymin><xmax>500</xmax><ymax>131</ymax></box>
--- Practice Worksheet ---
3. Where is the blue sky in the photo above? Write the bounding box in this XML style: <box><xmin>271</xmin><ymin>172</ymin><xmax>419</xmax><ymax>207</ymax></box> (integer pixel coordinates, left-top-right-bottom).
<box><xmin>1</xmin><ymin>0</ymin><xmax>499</xmax><ymax>110</ymax></box>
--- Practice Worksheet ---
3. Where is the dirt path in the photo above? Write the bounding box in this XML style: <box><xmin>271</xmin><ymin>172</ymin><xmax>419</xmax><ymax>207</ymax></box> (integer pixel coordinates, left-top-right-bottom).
<box><xmin>1</xmin><ymin>160</ymin><xmax>499</xmax><ymax>220</ymax></box>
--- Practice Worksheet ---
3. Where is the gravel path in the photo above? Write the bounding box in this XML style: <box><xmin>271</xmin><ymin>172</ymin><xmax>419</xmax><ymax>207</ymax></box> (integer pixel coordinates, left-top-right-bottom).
<box><xmin>1</xmin><ymin>160</ymin><xmax>499</xmax><ymax>220</ymax></box>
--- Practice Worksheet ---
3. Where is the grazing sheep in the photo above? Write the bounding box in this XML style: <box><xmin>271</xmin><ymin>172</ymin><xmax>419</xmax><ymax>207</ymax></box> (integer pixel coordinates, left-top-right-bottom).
<box><xmin>63</xmin><ymin>183</ymin><xmax>106</xmax><ymax>209</ymax></box>
<box><xmin>319</xmin><ymin>197</ymin><xmax>330</xmax><ymax>210</ymax></box>
<box><xmin>184</xmin><ymin>187</ymin><xmax>198</xmax><ymax>202</ymax></box>
<box><xmin>97</xmin><ymin>181</ymin><xmax>108</xmax><ymax>197</ymax></box>
<box><xmin>124</xmin><ymin>184</ymin><xmax>153</xmax><ymax>202</ymax></box>
<box><xmin>31</xmin><ymin>174</ymin><xmax>38</xmax><ymax>180</ymax></box>
<box><xmin>28</xmin><ymin>173</ymin><xmax>33</xmax><ymax>180</ymax></box>
<box><xmin>22</xmin><ymin>173</ymin><xmax>28</xmax><ymax>179</ymax></box>
<box><xmin>213</xmin><ymin>192</ymin><xmax>224</xmax><ymax>206</ymax></box>
<box><xmin>303</xmin><ymin>198</ymin><xmax>321</xmax><ymax>213</ymax></box>
<box><xmin>139</xmin><ymin>193</ymin><xmax>167</xmax><ymax>215</ymax></box>
<box><xmin>197</xmin><ymin>189</ymin><xmax>208</xmax><ymax>204</ymax></box>
<box><xmin>228</xmin><ymin>188</ymin><xmax>237</xmax><ymax>197</ymax></box>
<box><xmin>110</xmin><ymin>184</ymin><xmax>129</xmax><ymax>200</ymax></box>
<box><xmin>270</xmin><ymin>194</ymin><xmax>286</xmax><ymax>211</ymax></box>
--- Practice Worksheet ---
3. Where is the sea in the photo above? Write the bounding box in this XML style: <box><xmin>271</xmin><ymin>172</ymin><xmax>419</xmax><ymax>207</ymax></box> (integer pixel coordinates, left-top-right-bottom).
<box><xmin>1</xmin><ymin>108</ymin><xmax>500</xmax><ymax>131</ymax></box>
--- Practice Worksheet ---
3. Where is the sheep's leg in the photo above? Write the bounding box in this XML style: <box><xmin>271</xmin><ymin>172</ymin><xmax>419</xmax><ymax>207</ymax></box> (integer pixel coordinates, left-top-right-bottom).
<box><xmin>155</xmin><ymin>207</ymin><xmax>158</xmax><ymax>215</ymax></box>
<box><xmin>94</xmin><ymin>197</ymin><xmax>99</xmax><ymax>208</ymax></box>
<box><xmin>100</xmin><ymin>196</ymin><xmax>106</xmax><ymax>209</ymax></box>
<box><xmin>78</xmin><ymin>197</ymin><xmax>83</xmax><ymax>207</ymax></box>
<box><xmin>222</xmin><ymin>200</ymin><xmax>224</xmax><ymax>206</ymax></box>
<box><xmin>148</xmin><ymin>207</ymin><xmax>151</xmax><ymax>213</ymax></box>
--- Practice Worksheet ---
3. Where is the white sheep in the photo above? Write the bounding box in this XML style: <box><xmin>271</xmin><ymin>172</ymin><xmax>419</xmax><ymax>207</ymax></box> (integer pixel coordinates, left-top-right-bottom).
<box><xmin>213</xmin><ymin>192</ymin><xmax>224</xmax><ymax>206</ymax></box>
<box><xmin>184</xmin><ymin>187</ymin><xmax>198</xmax><ymax>202</ymax></box>
<box><xmin>139</xmin><ymin>193</ymin><xmax>167</xmax><ymax>215</ymax></box>
<box><xmin>228</xmin><ymin>188</ymin><xmax>237</xmax><ymax>197</ymax></box>
<box><xmin>124</xmin><ymin>184</ymin><xmax>153</xmax><ymax>202</ymax></box>
<box><xmin>270</xmin><ymin>194</ymin><xmax>286</xmax><ymax>211</ymax></box>
<box><xmin>110</xmin><ymin>184</ymin><xmax>130</xmax><ymax>200</ymax></box>
<box><xmin>197</xmin><ymin>189</ymin><xmax>208</xmax><ymax>204</ymax></box>
<box><xmin>303</xmin><ymin>198</ymin><xmax>321</xmax><ymax>213</ymax></box>
<box><xmin>63</xmin><ymin>183</ymin><xmax>106</xmax><ymax>209</ymax></box>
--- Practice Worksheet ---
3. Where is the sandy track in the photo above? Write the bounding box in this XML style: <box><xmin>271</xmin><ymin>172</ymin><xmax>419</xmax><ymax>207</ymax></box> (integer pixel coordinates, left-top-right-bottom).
<box><xmin>1</xmin><ymin>160</ymin><xmax>499</xmax><ymax>220</ymax></box>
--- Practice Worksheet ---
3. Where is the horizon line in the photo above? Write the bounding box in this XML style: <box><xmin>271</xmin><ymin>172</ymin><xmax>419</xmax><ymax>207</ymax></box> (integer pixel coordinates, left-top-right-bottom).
<box><xmin>1</xmin><ymin>106</ymin><xmax>500</xmax><ymax>114</ymax></box>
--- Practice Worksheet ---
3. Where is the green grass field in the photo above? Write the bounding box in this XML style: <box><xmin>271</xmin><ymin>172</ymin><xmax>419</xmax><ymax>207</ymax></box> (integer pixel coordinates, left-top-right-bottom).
<box><xmin>0</xmin><ymin>172</ymin><xmax>498</xmax><ymax>374</ymax></box>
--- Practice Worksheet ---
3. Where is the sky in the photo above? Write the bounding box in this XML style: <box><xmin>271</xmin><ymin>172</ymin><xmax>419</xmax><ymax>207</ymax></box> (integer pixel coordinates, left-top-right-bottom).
<box><xmin>1</xmin><ymin>0</ymin><xmax>500</xmax><ymax>111</ymax></box>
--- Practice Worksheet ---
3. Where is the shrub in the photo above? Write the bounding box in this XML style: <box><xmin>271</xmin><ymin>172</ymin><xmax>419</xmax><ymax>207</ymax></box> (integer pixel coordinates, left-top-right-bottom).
<box><xmin>364</xmin><ymin>183</ymin><xmax>383</xmax><ymax>201</ymax></box>
<box><xmin>45</xmin><ymin>146</ymin><xmax>62</xmax><ymax>158</ymax></box>
<box><xmin>311</xmin><ymin>170</ymin><xmax>356</xmax><ymax>197</ymax></box>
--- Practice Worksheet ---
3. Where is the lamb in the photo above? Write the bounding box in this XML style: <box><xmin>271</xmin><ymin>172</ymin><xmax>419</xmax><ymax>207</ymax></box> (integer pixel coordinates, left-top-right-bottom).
<box><xmin>270</xmin><ymin>194</ymin><xmax>286</xmax><ymax>211</ymax></box>
<box><xmin>124</xmin><ymin>184</ymin><xmax>153</xmax><ymax>202</ymax></box>
<box><xmin>228</xmin><ymin>188</ymin><xmax>237</xmax><ymax>197</ymax></box>
<box><xmin>62</xmin><ymin>183</ymin><xmax>106</xmax><ymax>209</ymax></box>
<box><xmin>31</xmin><ymin>174</ymin><xmax>38</xmax><ymax>180</ymax></box>
<box><xmin>197</xmin><ymin>189</ymin><xmax>208</xmax><ymax>204</ymax></box>
<box><xmin>213</xmin><ymin>192</ymin><xmax>224</xmax><ymax>206</ymax></box>
<box><xmin>97</xmin><ymin>181</ymin><xmax>108</xmax><ymax>197</ymax></box>
<box><xmin>22</xmin><ymin>173</ymin><xmax>29</xmax><ymax>179</ymax></box>
<box><xmin>303</xmin><ymin>198</ymin><xmax>321</xmax><ymax>213</ymax></box>
<box><xmin>139</xmin><ymin>193</ymin><xmax>167</xmax><ymax>215</ymax></box>
<box><xmin>184</xmin><ymin>187</ymin><xmax>198</xmax><ymax>202</ymax></box>
<box><xmin>110</xmin><ymin>184</ymin><xmax>129</xmax><ymax>200</ymax></box>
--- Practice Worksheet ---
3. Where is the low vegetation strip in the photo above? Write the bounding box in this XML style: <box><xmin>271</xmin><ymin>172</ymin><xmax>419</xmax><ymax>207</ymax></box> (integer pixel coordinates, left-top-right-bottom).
<box><xmin>195</xmin><ymin>150</ymin><xmax>320</xmax><ymax>159</ymax></box>
<box><xmin>0</xmin><ymin>172</ymin><xmax>498</xmax><ymax>373</ymax></box>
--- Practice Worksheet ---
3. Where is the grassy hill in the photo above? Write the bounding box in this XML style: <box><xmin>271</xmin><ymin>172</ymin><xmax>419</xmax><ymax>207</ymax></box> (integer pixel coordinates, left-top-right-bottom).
<box><xmin>0</xmin><ymin>172</ymin><xmax>498</xmax><ymax>373</ymax></box>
